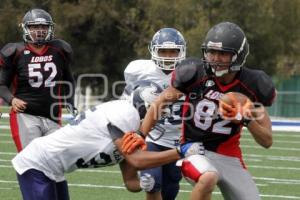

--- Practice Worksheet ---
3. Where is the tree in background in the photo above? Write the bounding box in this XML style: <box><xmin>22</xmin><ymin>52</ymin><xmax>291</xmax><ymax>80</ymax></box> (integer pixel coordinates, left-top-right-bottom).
<box><xmin>0</xmin><ymin>0</ymin><xmax>299</xmax><ymax>94</ymax></box>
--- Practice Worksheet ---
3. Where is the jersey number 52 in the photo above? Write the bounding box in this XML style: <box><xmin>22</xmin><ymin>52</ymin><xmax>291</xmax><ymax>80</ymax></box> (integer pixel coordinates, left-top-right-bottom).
<box><xmin>28</xmin><ymin>62</ymin><xmax>57</xmax><ymax>87</ymax></box>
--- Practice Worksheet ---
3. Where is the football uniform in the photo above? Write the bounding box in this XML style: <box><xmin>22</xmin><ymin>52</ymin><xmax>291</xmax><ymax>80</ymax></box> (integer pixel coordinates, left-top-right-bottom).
<box><xmin>124</xmin><ymin>59</ymin><xmax>182</xmax><ymax>198</ymax></box>
<box><xmin>124</xmin><ymin>59</ymin><xmax>182</xmax><ymax>148</ymax></box>
<box><xmin>172</xmin><ymin>61</ymin><xmax>276</xmax><ymax>199</ymax></box>
<box><xmin>172</xmin><ymin>64</ymin><xmax>276</xmax><ymax>162</ymax></box>
<box><xmin>0</xmin><ymin>39</ymin><xmax>75</xmax><ymax>151</ymax></box>
<box><xmin>12</xmin><ymin>100</ymin><xmax>140</xmax><ymax>182</ymax></box>
<box><xmin>0</xmin><ymin>39</ymin><xmax>74</xmax><ymax>122</ymax></box>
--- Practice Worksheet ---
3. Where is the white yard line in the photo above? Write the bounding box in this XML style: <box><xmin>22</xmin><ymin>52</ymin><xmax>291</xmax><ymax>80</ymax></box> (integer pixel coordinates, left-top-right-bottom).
<box><xmin>0</xmin><ymin>179</ymin><xmax>299</xmax><ymax>199</ymax></box>
<box><xmin>244</xmin><ymin>154</ymin><xmax>300</xmax><ymax>162</ymax></box>
<box><xmin>242</xmin><ymin>145</ymin><xmax>300</xmax><ymax>151</ymax></box>
<box><xmin>242</xmin><ymin>138</ymin><xmax>300</xmax><ymax>144</ymax></box>
<box><xmin>1</xmin><ymin>164</ymin><xmax>300</xmax><ymax>181</ymax></box>
<box><xmin>0</xmin><ymin>125</ymin><xmax>10</xmax><ymax>129</ymax></box>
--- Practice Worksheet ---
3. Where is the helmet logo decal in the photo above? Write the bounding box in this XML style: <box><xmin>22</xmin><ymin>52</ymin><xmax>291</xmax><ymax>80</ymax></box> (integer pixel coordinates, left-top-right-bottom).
<box><xmin>205</xmin><ymin>80</ymin><xmax>215</xmax><ymax>87</ymax></box>
<box><xmin>34</xmin><ymin>18</ymin><xmax>47</xmax><ymax>23</ymax></box>
<box><xmin>24</xmin><ymin>50</ymin><xmax>30</xmax><ymax>55</ymax></box>
<box><xmin>207</xmin><ymin>41</ymin><xmax>223</xmax><ymax>49</ymax></box>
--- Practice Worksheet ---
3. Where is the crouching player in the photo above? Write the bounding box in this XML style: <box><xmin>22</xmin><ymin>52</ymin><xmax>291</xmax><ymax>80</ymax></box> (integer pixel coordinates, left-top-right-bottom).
<box><xmin>11</xmin><ymin>81</ymin><xmax>204</xmax><ymax>200</ymax></box>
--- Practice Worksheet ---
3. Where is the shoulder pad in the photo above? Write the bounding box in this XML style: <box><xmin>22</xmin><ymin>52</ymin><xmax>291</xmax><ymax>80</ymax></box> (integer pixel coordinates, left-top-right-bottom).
<box><xmin>125</xmin><ymin>60</ymin><xmax>153</xmax><ymax>73</ymax></box>
<box><xmin>240</xmin><ymin>67</ymin><xmax>276</xmax><ymax>106</ymax></box>
<box><xmin>124</xmin><ymin>60</ymin><xmax>154</xmax><ymax>84</ymax></box>
<box><xmin>1</xmin><ymin>42</ymin><xmax>24</xmax><ymax>58</ymax></box>
<box><xmin>49</xmin><ymin>39</ymin><xmax>73</xmax><ymax>54</ymax></box>
<box><xmin>172</xmin><ymin>57</ymin><xmax>206</xmax><ymax>92</ymax></box>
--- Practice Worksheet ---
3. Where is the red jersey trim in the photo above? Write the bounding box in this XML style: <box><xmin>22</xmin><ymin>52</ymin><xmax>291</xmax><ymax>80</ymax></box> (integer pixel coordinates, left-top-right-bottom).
<box><xmin>181</xmin><ymin>95</ymin><xmax>191</xmax><ymax>143</ymax></box>
<box><xmin>9</xmin><ymin>111</ymin><xmax>23</xmax><ymax>152</ymax></box>
<box><xmin>214</xmin><ymin>77</ymin><xmax>240</xmax><ymax>92</ymax></box>
<box><xmin>0</xmin><ymin>57</ymin><xmax>5</xmax><ymax>66</ymax></box>
<box><xmin>216</xmin><ymin>128</ymin><xmax>247</xmax><ymax>169</ymax></box>
<box><xmin>25</xmin><ymin>44</ymin><xmax>49</xmax><ymax>56</ymax></box>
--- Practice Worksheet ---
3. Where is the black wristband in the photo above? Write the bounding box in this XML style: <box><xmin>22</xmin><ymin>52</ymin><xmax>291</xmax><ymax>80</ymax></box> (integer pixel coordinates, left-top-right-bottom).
<box><xmin>136</xmin><ymin>130</ymin><xmax>146</xmax><ymax>139</ymax></box>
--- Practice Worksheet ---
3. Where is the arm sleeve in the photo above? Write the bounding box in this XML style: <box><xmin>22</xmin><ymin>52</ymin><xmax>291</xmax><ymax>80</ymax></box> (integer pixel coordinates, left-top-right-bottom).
<box><xmin>0</xmin><ymin>46</ymin><xmax>16</xmax><ymax>104</ymax></box>
<box><xmin>62</xmin><ymin>44</ymin><xmax>75</xmax><ymax>107</ymax></box>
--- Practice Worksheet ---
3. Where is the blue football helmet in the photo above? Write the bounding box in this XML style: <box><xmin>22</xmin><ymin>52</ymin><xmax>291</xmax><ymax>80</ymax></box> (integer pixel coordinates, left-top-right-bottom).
<box><xmin>149</xmin><ymin>28</ymin><xmax>186</xmax><ymax>71</ymax></box>
<box><xmin>20</xmin><ymin>9</ymin><xmax>54</xmax><ymax>44</ymax></box>
<box><xmin>124</xmin><ymin>80</ymin><xmax>163</xmax><ymax>119</ymax></box>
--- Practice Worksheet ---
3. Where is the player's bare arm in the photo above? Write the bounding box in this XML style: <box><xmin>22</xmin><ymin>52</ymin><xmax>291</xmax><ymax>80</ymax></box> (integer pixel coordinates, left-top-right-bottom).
<box><xmin>247</xmin><ymin>106</ymin><xmax>273</xmax><ymax>148</ymax></box>
<box><xmin>119</xmin><ymin>159</ymin><xmax>141</xmax><ymax>192</ymax></box>
<box><xmin>140</xmin><ymin>86</ymin><xmax>184</xmax><ymax>136</ymax></box>
<box><xmin>114</xmin><ymin>137</ymin><xmax>181</xmax><ymax>169</ymax></box>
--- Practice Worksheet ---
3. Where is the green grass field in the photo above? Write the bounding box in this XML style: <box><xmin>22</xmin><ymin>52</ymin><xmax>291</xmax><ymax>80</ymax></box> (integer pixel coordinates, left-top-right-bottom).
<box><xmin>0</xmin><ymin>108</ymin><xmax>300</xmax><ymax>199</ymax></box>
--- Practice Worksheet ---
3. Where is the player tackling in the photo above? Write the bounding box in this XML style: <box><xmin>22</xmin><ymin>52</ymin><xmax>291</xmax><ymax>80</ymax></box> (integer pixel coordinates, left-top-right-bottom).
<box><xmin>11</xmin><ymin>81</ymin><xmax>204</xmax><ymax>200</ymax></box>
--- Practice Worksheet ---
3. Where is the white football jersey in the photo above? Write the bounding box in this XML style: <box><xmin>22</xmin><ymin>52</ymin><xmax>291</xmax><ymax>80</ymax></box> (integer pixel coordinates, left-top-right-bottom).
<box><xmin>124</xmin><ymin>59</ymin><xmax>182</xmax><ymax>148</ymax></box>
<box><xmin>12</xmin><ymin>100</ymin><xmax>140</xmax><ymax>182</ymax></box>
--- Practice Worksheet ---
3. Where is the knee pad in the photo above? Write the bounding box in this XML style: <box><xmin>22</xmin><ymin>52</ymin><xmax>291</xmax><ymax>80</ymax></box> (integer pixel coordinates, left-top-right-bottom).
<box><xmin>140</xmin><ymin>173</ymin><xmax>159</xmax><ymax>192</ymax></box>
<box><xmin>176</xmin><ymin>155</ymin><xmax>217</xmax><ymax>186</ymax></box>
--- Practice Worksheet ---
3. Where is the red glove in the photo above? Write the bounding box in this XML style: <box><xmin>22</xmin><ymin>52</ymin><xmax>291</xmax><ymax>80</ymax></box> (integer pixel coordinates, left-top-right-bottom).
<box><xmin>121</xmin><ymin>132</ymin><xmax>147</xmax><ymax>154</ymax></box>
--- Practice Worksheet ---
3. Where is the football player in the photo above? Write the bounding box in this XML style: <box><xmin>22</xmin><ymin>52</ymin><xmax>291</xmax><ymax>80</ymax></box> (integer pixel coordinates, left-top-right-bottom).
<box><xmin>11</xmin><ymin>81</ymin><xmax>205</xmax><ymax>200</ymax></box>
<box><xmin>124</xmin><ymin>22</ymin><xmax>277</xmax><ymax>200</ymax></box>
<box><xmin>123</xmin><ymin>28</ymin><xmax>186</xmax><ymax>200</ymax></box>
<box><xmin>0</xmin><ymin>8</ymin><xmax>75</xmax><ymax>152</ymax></box>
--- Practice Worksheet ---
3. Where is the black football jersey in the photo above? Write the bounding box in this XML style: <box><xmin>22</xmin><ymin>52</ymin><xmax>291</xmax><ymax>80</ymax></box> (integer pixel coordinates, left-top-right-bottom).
<box><xmin>0</xmin><ymin>39</ymin><xmax>75</xmax><ymax>123</ymax></box>
<box><xmin>171</xmin><ymin>64</ymin><xmax>276</xmax><ymax>157</ymax></box>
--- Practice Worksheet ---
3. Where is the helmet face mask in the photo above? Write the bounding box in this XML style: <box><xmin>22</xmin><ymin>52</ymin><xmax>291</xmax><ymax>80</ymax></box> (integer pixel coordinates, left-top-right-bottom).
<box><xmin>150</xmin><ymin>28</ymin><xmax>186</xmax><ymax>71</ymax></box>
<box><xmin>21</xmin><ymin>9</ymin><xmax>54</xmax><ymax>45</ymax></box>
<box><xmin>203</xmin><ymin>48</ymin><xmax>236</xmax><ymax>77</ymax></box>
<box><xmin>201</xmin><ymin>22</ymin><xmax>249</xmax><ymax>77</ymax></box>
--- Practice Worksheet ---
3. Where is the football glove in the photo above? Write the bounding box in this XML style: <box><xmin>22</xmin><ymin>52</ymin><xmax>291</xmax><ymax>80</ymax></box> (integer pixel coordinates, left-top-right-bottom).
<box><xmin>176</xmin><ymin>142</ymin><xmax>205</xmax><ymax>158</ymax></box>
<box><xmin>219</xmin><ymin>100</ymin><xmax>239</xmax><ymax>119</ymax></box>
<box><xmin>121</xmin><ymin>132</ymin><xmax>147</xmax><ymax>154</ymax></box>
<box><xmin>139</xmin><ymin>173</ymin><xmax>155</xmax><ymax>192</ymax></box>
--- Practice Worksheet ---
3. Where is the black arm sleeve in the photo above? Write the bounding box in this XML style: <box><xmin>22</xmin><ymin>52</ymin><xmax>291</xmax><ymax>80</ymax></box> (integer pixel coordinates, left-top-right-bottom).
<box><xmin>61</xmin><ymin>40</ymin><xmax>75</xmax><ymax>107</ymax></box>
<box><xmin>0</xmin><ymin>85</ymin><xmax>14</xmax><ymax>104</ymax></box>
<box><xmin>63</xmin><ymin>63</ymin><xmax>75</xmax><ymax>106</ymax></box>
<box><xmin>0</xmin><ymin>43</ymin><xmax>19</xmax><ymax>104</ymax></box>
